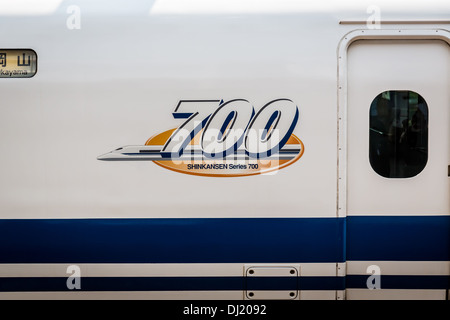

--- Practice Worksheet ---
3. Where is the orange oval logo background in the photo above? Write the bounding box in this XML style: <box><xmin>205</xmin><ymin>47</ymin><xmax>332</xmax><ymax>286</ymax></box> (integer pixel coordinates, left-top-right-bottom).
<box><xmin>145</xmin><ymin>128</ymin><xmax>304</xmax><ymax>177</ymax></box>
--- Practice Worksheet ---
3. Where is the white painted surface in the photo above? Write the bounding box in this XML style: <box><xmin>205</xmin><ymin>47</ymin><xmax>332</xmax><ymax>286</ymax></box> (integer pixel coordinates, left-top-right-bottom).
<box><xmin>0</xmin><ymin>4</ymin><xmax>341</xmax><ymax>219</ymax></box>
<box><xmin>0</xmin><ymin>4</ymin><xmax>448</xmax><ymax>220</ymax></box>
<box><xmin>346</xmin><ymin>289</ymin><xmax>446</xmax><ymax>300</ymax></box>
<box><xmin>0</xmin><ymin>262</ymin><xmax>338</xmax><ymax>277</ymax></box>
<box><xmin>347</xmin><ymin>261</ymin><xmax>450</xmax><ymax>276</ymax></box>
<box><xmin>0</xmin><ymin>291</ymin><xmax>245</xmax><ymax>300</ymax></box>
<box><xmin>0</xmin><ymin>290</ymin><xmax>342</xmax><ymax>300</ymax></box>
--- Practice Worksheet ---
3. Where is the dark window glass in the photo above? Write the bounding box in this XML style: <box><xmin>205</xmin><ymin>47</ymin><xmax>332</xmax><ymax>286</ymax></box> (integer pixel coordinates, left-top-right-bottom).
<box><xmin>369</xmin><ymin>90</ymin><xmax>428</xmax><ymax>178</ymax></box>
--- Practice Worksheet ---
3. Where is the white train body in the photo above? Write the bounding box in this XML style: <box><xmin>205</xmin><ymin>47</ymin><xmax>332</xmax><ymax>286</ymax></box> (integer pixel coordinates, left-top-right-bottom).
<box><xmin>0</xmin><ymin>0</ymin><xmax>449</xmax><ymax>300</ymax></box>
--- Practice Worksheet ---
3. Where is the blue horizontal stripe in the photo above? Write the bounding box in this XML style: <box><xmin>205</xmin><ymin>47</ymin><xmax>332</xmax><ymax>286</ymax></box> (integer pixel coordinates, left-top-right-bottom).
<box><xmin>2</xmin><ymin>275</ymin><xmax>447</xmax><ymax>292</ymax></box>
<box><xmin>346</xmin><ymin>216</ymin><xmax>450</xmax><ymax>261</ymax></box>
<box><xmin>346</xmin><ymin>275</ymin><xmax>450</xmax><ymax>289</ymax></box>
<box><xmin>0</xmin><ymin>218</ymin><xmax>345</xmax><ymax>263</ymax></box>
<box><xmin>1</xmin><ymin>216</ymin><xmax>448</xmax><ymax>265</ymax></box>
<box><xmin>0</xmin><ymin>276</ymin><xmax>344</xmax><ymax>292</ymax></box>
<box><xmin>297</xmin><ymin>276</ymin><xmax>346</xmax><ymax>291</ymax></box>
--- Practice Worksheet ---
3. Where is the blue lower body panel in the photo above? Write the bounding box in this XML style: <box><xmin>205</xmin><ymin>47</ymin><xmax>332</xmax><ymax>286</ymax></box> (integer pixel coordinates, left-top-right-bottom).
<box><xmin>346</xmin><ymin>216</ymin><xmax>450</xmax><ymax>261</ymax></box>
<box><xmin>0</xmin><ymin>218</ymin><xmax>345</xmax><ymax>263</ymax></box>
<box><xmin>0</xmin><ymin>216</ymin><xmax>449</xmax><ymax>292</ymax></box>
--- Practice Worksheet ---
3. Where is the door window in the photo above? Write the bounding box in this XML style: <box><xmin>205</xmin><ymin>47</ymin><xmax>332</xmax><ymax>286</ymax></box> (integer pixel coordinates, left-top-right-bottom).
<box><xmin>369</xmin><ymin>90</ymin><xmax>428</xmax><ymax>178</ymax></box>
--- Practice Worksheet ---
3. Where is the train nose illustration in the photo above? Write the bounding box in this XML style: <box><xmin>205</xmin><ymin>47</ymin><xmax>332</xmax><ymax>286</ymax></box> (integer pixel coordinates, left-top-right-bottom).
<box><xmin>97</xmin><ymin>146</ymin><xmax>163</xmax><ymax>161</ymax></box>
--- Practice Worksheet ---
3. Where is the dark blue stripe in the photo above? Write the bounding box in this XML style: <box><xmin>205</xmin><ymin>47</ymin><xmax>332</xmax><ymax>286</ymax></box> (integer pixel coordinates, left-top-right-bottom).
<box><xmin>346</xmin><ymin>216</ymin><xmax>450</xmax><ymax>261</ymax></box>
<box><xmin>0</xmin><ymin>218</ymin><xmax>345</xmax><ymax>263</ymax></box>
<box><xmin>346</xmin><ymin>275</ymin><xmax>450</xmax><ymax>289</ymax></box>
<box><xmin>0</xmin><ymin>277</ymin><xmax>243</xmax><ymax>292</ymax></box>
<box><xmin>1</xmin><ymin>275</ymin><xmax>447</xmax><ymax>292</ymax></box>
<box><xmin>1</xmin><ymin>216</ymin><xmax>449</xmax><ymax>264</ymax></box>
<box><xmin>0</xmin><ymin>276</ymin><xmax>344</xmax><ymax>292</ymax></box>
<box><xmin>297</xmin><ymin>276</ymin><xmax>346</xmax><ymax>291</ymax></box>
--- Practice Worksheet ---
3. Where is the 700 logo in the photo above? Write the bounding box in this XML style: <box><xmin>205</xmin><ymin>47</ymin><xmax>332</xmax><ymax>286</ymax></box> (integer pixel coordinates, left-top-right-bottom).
<box><xmin>98</xmin><ymin>99</ymin><xmax>304</xmax><ymax>177</ymax></box>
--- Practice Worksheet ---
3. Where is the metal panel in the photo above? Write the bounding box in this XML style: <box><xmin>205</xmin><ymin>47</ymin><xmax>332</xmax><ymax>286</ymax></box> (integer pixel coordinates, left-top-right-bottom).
<box><xmin>245</xmin><ymin>266</ymin><xmax>299</xmax><ymax>300</ymax></box>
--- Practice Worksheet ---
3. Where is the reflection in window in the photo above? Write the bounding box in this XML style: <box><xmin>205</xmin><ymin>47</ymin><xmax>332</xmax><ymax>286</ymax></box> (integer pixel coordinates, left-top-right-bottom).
<box><xmin>369</xmin><ymin>91</ymin><xmax>428</xmax><ymax>178</ymax></box>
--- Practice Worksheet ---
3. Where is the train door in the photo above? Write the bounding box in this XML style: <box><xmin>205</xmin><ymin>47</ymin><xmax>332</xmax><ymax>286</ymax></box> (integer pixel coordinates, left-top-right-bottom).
<box><xmin>345</xmin><ymin>38</ymin><xmax>450</xmax><ymax>299</ymax></box>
